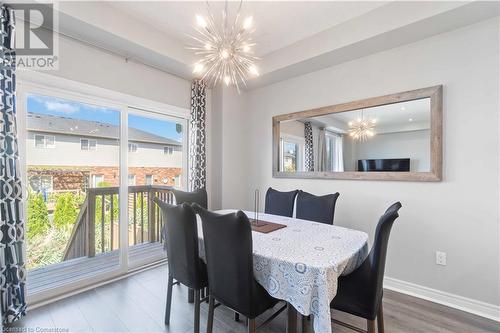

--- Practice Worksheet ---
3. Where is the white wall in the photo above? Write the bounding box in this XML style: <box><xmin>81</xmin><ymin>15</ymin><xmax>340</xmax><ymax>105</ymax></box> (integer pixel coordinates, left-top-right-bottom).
<box><xmin>211</xmin><ymin>87</ymin><xmax>250</xmax><ymax>209</ymax></box>
<box><xmin>43</xmin><ymin>34</ymin><xmax>192</xmax><ymax>110</ymax></box>
<box><xmin>209</xmin><ymin>85</ymin><xmax>223</xmax><ymax>209</ymax></box>
<box><xmin>219</xmin><ymin>18</ymin><xmax>500</xmax><ymax>308</ymax></box>
<box><xmin>348</xmin><ymin>129</ymin><xmax>431</xmax><ymax>172</ymax></box>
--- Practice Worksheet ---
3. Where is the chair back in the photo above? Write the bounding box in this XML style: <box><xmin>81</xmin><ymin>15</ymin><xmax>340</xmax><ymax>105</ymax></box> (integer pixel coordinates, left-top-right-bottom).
<box><xmin>194</xmin><ymin>206</ymin><xmax>257</xmax><ymax>314</ymax></box>
<box><xmin>330</xmin><ymin>202</ymin><xmax>402</xmax><ymax>319</ymax></box>
<box><xmin>172</xmin><ymin>188</ymin><xmax>208</xmax><ymax>209</ymax></box>
<box><xmin>153</xmin><ymin>199</ymin><xmax>206</xmax><ymax>289</ymax></box>
<box><xmin>296</xmin><ymin>190</ymin><xmax>340</xmax><ymax>224</ymax></box>
<box><xmin>264</xmin><ymin>187</ymin><xmax>298</xmax><ymax>217</ymax></box>
<box><xmin>367</xmin><ymin>202</ymin><xmax>402</xmax><ymax>296</ymax></box>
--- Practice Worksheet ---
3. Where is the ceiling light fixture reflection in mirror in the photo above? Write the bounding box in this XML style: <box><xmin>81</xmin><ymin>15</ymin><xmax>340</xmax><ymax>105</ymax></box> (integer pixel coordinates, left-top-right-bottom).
<box><xmin>273</xmin><ymin>86</ymin><xmax>442</xmax><ymax>181</ymax></box>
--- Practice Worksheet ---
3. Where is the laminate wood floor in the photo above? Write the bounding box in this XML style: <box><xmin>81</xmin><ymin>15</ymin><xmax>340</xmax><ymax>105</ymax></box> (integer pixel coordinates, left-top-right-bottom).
<box><xmin>10</xmin><ymin>265</ymin><xmax>499</xmax><ymax>333</ymax></box>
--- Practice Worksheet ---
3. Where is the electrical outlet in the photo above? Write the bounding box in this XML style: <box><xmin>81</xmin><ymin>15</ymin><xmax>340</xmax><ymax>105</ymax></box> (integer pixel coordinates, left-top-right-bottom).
<box><xmin>436</xmin><ymin>251</ymin><xmax>447</xmax><ymax>266</ymax></box>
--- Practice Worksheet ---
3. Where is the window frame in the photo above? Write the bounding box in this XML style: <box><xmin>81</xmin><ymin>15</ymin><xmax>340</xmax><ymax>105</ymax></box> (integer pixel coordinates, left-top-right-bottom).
<box><xmin>17</xmin><ymin>71</ymin><xmax>190</xmax><ymax>305</ymax></box>
<box><xmin>163</xmin><ymin>146</ymin><xmax>173</xmax><ymax>155</ymax></box>
<box><xmin>80</xmin><ymin>138</ymin><xmax>97</xmax><ymax>151</ymax></box>
<box><xmin>325</xmin><ymin>132</ymin><xmax>336</xmax><ymax>171</ymax></box>
<box><xmin>34</xmin><ymin>134</ymin><xmax>55</xmax><ymax>149</ymax></box>
<box><xmin>325</xmin><ymin>131</ymin><xmax>344</xmax><ymax>172</ymax></box>
<box><xmin>91</xmin><ymin>174</ymin><xmax>104</xmax><ymax>188</ymax></box>
<box><xmin>279</xmin><ymin>134</ymin><xmax>305</xmax><ymax>172</ymax></box>
<box><xmin>128</xmin><ymin>174</ymin><xmax>136</xmax><ymax>186</ymax></box>
<box><xmin>128</xmin><ymin>143</ymin><xmax>138</xmax><ymax>153</ymax></box>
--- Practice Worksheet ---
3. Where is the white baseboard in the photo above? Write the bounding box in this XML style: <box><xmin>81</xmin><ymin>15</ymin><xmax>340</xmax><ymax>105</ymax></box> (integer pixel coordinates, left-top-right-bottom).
<box><xmin>384</xmin><ymin>277</ymin><xmax>500</xmax><ymax>322</ymax></box>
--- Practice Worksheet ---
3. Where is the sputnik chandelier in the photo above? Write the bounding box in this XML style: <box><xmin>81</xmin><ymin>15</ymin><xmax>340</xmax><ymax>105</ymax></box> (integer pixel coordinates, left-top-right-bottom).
<box><xmin>348</xmin><ymin>109</ymin><xmax>376</xmax><ymax>141</ymax></box>
<box><xmin>189</xmin><ymin>0</ymin><xmax>259</xmax><ymax>91</ymax></box>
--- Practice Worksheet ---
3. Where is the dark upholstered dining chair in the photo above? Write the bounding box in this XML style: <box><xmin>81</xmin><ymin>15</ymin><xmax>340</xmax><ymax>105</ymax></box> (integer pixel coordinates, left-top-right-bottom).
<box><xmin>153</xmin><ymin>199</ymin><xmax>208</xmax><ymax>333</ymax></box>
<box><xmin>172</xmin><ymin>188</ymin><xmax>208</xmax><ymax>209</ymax></box>
<box><xmin>193</xmin><ymin>205</ymin><xmax>280</xmax><ymax>333</ymax></box>
<box><xmin>296</xmin><ymin>190</ymin><xmax>340</xmax><ymax>224</ymax></box>
<box><xmin>330</xmin><ymin>202</ymin><xmax>402</xmax><ymax>333</ymax></box>
<box><xmin>264</xmin><ymin>187</ymin><xmax>298</xmax><ymax>217</ymax></box>
<box><xmin>169</xmin><ymin>188</ymin><xmax>208</xmax><ymax>303</ymax></box>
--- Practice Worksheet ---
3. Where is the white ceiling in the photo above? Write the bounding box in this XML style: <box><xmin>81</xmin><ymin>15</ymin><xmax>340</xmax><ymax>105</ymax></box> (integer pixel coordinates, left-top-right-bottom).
<box><xmin>311</xmin><ymin>98</ymin><xmax>431</xmax><ymax>134</ymax></box>
<box><xmin>107</xmin><ymin>1</ymin><xmax>387</xmax><ymax>57</ymax></box>
<box><xmin>57</xmin><ymin>1</ymin><xmax>500</xmax><ymax>88</ymax></box>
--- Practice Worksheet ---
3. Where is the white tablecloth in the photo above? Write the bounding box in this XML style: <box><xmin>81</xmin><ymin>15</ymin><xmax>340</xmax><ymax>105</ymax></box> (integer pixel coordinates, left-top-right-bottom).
<box><xmin>197</xmin><ymin>210</ymin><xmax>369</xmax><ymax>333</ymax></box>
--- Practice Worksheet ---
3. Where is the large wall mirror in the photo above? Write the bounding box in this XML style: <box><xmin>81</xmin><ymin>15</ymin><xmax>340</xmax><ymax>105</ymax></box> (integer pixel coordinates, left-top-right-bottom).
<box><xmin>273</xmin><ymin>86</ymin><xmax>442</xmax><ymax>181</ymax></box>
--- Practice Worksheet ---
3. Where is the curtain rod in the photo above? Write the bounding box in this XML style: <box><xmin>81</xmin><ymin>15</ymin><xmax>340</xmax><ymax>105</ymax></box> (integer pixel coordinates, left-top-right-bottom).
<box><xmin>12</xmin><ymin>8</ymin><xmax>184</xmax><ymax>78</ymax></box>
<box><xmin>56</xmin><ymin>30</ymin><xmax>190</xmax><ymax>81</ymax></box>
<box><xmin>12</xmin><ymin>5</ymin><xmax>196</xmax><ymax>84</ymax></box>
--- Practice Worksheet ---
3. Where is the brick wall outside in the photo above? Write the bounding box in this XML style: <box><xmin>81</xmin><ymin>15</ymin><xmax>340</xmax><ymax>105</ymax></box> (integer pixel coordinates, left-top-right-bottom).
<box><xmin>28</xmin><ymin>167</ymin><xmax>90</xmax><ymax>191</ymax></box>
<box><xmin>129</xmin><ymin>167</ymin><xmax>182</xmax><ymax>186</ymax></box>
<box><xmin>90</xmin><ymin>166</ymin><xmax>182</xmax><ymax>186</ymax></box>
<box><xmin>28</xmin><ymin>166</ymin><xmax>182</xmax><ymax>190</ymax></box>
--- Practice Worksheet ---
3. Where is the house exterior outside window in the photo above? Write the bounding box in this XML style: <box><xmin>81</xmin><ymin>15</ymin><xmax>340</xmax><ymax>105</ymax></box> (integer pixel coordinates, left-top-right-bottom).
<box><xmin>145</xmin><ymin>175</ymin><xmax>154</xmax><ymax>185</ymax></box>
<box><xmin>128</xmin><ymin>174</ymin><xmax>136</xmax><ymax>185</ymax></box>
<box><xmin>27</xmin><ymin>112</ymin><xmax>183</xmax><ymax>192</ymax></box>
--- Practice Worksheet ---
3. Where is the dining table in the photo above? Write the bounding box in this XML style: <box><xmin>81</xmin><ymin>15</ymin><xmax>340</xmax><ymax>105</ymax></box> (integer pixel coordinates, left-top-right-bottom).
<box><xmin>196</xmin><ymin>210</ymin><xmax>369</xmax><ymax>333</ymax></box>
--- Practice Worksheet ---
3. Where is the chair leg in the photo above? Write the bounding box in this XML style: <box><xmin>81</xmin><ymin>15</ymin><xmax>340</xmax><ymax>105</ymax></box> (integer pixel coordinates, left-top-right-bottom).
<box><xmin>188</xmin><ymin>288</ymin><xmax>194</xmax><ymax>303</ymax></box>
<box><xmin>301</xmin><ymin>315</ymin><xmax>309</xmax><ymax>333</ymax></box>
<box><xmin>165</xmin><ymin>275</ymin><xmax>174</xmax><ymax>325</ymax></box>
<box><xmin>234</xmin><ymin>312</ymin><xmax>240</xmax><ymax>322</ymax></box>
<box><xmin>248</xmin><ymin>318</ymin><xmax>256</xmax><ymax>333</ymax></box>
<box><xmin>286</xmin><ymin>303</ymin><xmax>298</xmax><ymax>333</ymax></box>
<box><xmin>194</xmin><ymin>290</ymin><xmax>200</xmax><ymax>333</ymax></box>
<box><xmin>377</xmin><ymin>303</ymin><xmax>385</xmax><ymax>333</ymax></box>
<box><xmin>207</xmin><ymin>295</ymin><xmax>215</xmax><ymax>333</ymax></box>
<box><xmin>367</xmin><ymin>319</ymin><xmax>376</xmax><ymax>333</ymax></box>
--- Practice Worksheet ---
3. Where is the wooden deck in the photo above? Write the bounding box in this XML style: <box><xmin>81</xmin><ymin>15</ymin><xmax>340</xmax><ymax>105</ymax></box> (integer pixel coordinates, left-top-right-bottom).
<box><xmin>18</xmin><ymin>265</ymin><xmax>500</xmax><ymax>333</ymax></box>
<box><xmin>28</xmin><ymin>242</ymin><xmax>166</xmax><ymax>297</ymax></box>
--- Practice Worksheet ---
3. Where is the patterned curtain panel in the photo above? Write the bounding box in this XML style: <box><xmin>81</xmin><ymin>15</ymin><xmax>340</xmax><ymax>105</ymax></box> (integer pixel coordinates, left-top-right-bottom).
<box><xmin>304</xmin><ymin>121</ymin><xmax>314</xmax><ymax>172</ymax></box>
<box><xmin>0</xmin><ymin>5</ymin><xmax>26</xmax><ymax>324</ymax></box>
<box><xmin>188</xmin><ymin>79</ymin><xmax>207</xmax><ymax>191</ymax></box>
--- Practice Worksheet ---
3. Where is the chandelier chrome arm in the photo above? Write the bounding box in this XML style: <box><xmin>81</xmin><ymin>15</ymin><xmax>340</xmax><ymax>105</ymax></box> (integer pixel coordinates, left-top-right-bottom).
<box><xmin>188</xmin><ymin>0</ymin><xmax>260</xmax><ymax>92</ymax></box>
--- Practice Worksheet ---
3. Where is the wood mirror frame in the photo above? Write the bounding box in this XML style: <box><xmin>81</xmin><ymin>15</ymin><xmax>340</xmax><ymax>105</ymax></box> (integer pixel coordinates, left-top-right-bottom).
<box><xmin>272</xmin><ymin>85</ymin><xmax>443</xmax><ymax>181</ymax></box>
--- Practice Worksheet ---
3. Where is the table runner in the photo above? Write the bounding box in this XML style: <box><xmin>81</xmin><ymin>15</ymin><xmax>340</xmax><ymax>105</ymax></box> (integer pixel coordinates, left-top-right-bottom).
<box><xmin>197</xmin><ymin>210</ymin><xmax>369</xmax><ymax>333</ymax></box>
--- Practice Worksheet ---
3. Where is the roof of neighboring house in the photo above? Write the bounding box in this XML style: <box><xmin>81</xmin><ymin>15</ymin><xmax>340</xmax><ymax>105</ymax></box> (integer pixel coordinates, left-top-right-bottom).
<box><xmin>27</xmin><ymin>112</ymin><xmax>182</xmax><ymax>146</ymax></box>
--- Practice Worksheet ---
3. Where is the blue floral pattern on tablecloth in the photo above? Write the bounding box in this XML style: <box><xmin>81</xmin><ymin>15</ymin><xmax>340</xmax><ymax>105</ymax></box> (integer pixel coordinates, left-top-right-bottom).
<box><xmin>197</xmin><ymin>211</ymin><xmax>368</xmax><ymax>333</ymax></box>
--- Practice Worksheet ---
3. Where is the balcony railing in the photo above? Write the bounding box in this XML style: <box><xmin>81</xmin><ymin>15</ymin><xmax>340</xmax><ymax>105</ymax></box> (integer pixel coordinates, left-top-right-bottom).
<box><xmin>63</xmin><ymin>185</ymin><xmax>174</xmax><ymax>261</ymax></box>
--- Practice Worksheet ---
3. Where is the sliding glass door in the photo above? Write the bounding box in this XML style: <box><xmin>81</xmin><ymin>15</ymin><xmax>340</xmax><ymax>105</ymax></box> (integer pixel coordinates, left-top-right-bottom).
<box><xmin>23</xmin><ymin>92</ymin><xmax>123</xmax><ymax>299</ymax></box>
<box><xmin>19</xmin><ymin>80</ymin><xmax>189</xmax><ymax>303</ymax></box>
<box><xmin>126</xmin><ymin>109</ymin><xmax>187</xmax><ymax>268</ymax></box>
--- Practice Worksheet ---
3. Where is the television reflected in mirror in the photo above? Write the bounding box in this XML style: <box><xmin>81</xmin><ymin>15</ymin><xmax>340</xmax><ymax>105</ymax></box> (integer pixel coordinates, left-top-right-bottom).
<box><xmin>273</xmin><ymin>86</ymin><xmax>442</xmax><ymax>181</ymax></box>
